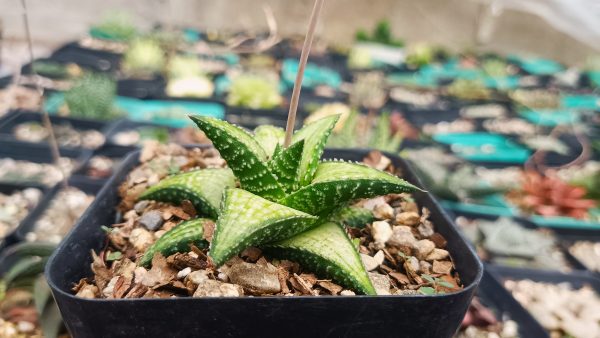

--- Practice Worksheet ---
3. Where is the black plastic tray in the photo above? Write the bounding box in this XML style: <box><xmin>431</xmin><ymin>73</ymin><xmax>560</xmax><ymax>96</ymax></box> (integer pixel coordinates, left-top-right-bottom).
<box><xmin>473</xmin><ymin>269</ymin><xmax>549</xmax><ymax>338</ymax></box>
<box><xmin>51</xmin><ymin>42</ymin><xmax>122</xmax><ymax>73</ymax></box>
<box><xmin>0</xmin><ymin>110</ymin><xmax>109</xmax><ymax>150</ymax></box>
<box><xmin>0</xmin><ymin>182</ymin><xmax>49</xmax><ymax>252</ymax></box>
<box><xmin>74</xmin><ymin>144</ymin><xmax>136</xmax><ymax>179</ymax></box>
<box><xmin>117</xmin><ymin>76</ymin><xmax>166</xmax><ymax>99</ymax></box>
<box><xmin>45</xmin><ymin>148</ymin><xmax>482</xmax><ymax>338</ymax></box>
<box><xmin>13</xmin><ymin>175</ymin><xmax>105</xmax><ymax>243</ymax></box>
<box><xmin>226</xmin><ymin>105</ymin><xmax>304</xmax><ymax>129</ymax></box>
<box><xmin>0</xmin><ymin>139</ymin><xmax>88</xmax><ymax>186</ymax></box>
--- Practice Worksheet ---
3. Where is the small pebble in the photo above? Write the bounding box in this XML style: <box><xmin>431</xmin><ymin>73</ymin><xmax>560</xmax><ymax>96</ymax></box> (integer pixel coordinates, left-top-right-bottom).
<box><xmin>139</xmin><ymin>210</ymin><xmax>164</xmax><ymax>231</ymax></box>
<box><xmin>177</xmin><ymin>267</ymin><xmax>192</xmax><ymax>279</ymax></box>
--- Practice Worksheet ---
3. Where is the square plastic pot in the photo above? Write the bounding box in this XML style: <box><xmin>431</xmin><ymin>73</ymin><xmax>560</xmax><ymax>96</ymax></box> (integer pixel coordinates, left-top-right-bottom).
<box><xmin>45</xmin><ymin>148</ymin><xmax>483</xmax><ymax>338</ymax></box>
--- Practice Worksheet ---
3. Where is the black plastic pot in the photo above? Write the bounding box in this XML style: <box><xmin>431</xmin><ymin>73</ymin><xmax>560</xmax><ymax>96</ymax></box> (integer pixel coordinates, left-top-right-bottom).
<box><xmin>117</xmin><ymin>76</ymin><xmax>166</xmax><ymax>99</ymax></box>
<box><xmin>226</xmin><ymin>105</ymin><xmax>305</xmax><ymax>129</ymax></box>
<box><xmin>474</xmin><ymin>270</ymin><xmax>549</xmax><ymax>338</ymax></box>
<box><xmin>488</xmin><ymin>265</ymin><xmax>600</xmax><ymax>337</ymax></box>
<box><xmin>51</xmin><ymin>42</ymin><xmax>122</xmax><ymax>73</ymax></box>
<box><xmin>0</xmin><ymin>139</ymin><xmax>88</xmax><ymax>186</ymax></box>
<box><xmin>556</xmin><ymin>233</ymin><xmax>600</xmax><ymax>277</ymax></box>
<box><xmin>74</xmin><ymin>144</ymin><xmax>137</xmax><ymax>179</ymax></box>
<box><xmin>46</xmin><ymin>148</ymin><xmax>482</xmax><ymax>338</ymax></box>
<box><xmin>13</xmin><ymin>175</ymin><xmax>105</xmax><ymax>243</ymax></box>
<box><xmin>0</xmin><ymin>110</ymin><xmax>109</xmax><ymax>150</ymax></box>
<box><xmin>0</xmin><ymin>182</ymin><xmax>48</xmax><ymax>251</ymax></box>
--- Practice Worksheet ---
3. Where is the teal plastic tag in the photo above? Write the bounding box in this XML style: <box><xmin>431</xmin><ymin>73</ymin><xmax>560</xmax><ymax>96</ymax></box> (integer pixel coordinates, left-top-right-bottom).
<box><xmin>561</xmin><ymin>94</ymin><xmax>600</xmax><ymax>109</ymax></box>
<box><xmin>520</xmin><ymin>109</ymin><xmax>579</xmax><ymax>126</ymax></box>
<box><xmin>433</xmin><ymin>132</ymin><xmax>531</xmax><ymax>163</ymax></box>
<box><xmin>281</xmin><ymin>58</ymin><xmax>342</xmax><ymax>89</ymax></box>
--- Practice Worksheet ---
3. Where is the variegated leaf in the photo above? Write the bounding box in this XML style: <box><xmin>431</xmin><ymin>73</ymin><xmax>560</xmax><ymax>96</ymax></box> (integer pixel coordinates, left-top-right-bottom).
<box><xmin>263</xmin><ymin>222</ymin><xmax>376</xmax><ymax>295</ymax></box>
<box><xmin>139</xmin><ymin>218</ymin><xmax>210</xmax><ymax>267</ymax></box>
<box><xmin>268</xmin><ymin>140</ymin><xmax>304</xmax><ymax>193</ymax></box>
<box><xmin>139</xmin><ymin>168</ymin><xmax>235</xmax><ymax>218</ymax></box>
<box><xmin>291</xmin><ymin>115</ymin><xmax>339</xmax><ymax>187</ymax></box>
<box><xmin>254</xmin><ymin>125</ymin><xmax>284</xmax><ymax>158</ymax></box>
<box><xmin>190</xmin><ymin>116</ymin><xmax>286</xmax><ymax>200</ymax></box>
<box><xmin>330</xmin><ymin>206</ymin><xmax>375</xmax><ymax>228</ymax></box>
<box><xmin>279</xmin><ymin>161</ymin><xmax>420</xmax><ymax>215</ymax></box>
<box><xmin>209</xmin><ymin>188</ymin><xmax>319</xmax><ymax>266</ymax></box>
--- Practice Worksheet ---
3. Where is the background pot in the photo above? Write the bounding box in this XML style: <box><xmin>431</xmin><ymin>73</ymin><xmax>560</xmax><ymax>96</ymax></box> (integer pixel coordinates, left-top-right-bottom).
<box><xmin>45</xmin><ymin>148</ymin><xmax>483</xmax><ymax>338</ymax></box>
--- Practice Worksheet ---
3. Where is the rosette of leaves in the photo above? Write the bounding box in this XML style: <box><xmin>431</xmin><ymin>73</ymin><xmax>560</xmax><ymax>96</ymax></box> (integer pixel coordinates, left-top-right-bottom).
<box><xmin>326</xmin><ymin>110</ymin><xmax>403</xmax><ymax>152</ymax></box>
<box><xmin>64</xmin><ymin>73</ymin><xmax>121</xmax><ymax>120</ymax></box>
<box><xmin>446</xmin><ymin>79</ymin><xmax>491</xmax><ymax>101</ymax></box>
<box><xmin>355</xmin><ymin>20</ymin><xmax>404</xmax><ymax>47</ymax></box>
<box><xmin>122</xmin><ymin>38</ymin><xmax>166</xmax><ymax>77</ymax></box>
<box><xmin>139</xmin><ymin>115</ymin><xmax>419</xmax><ymax>294</ymax></box>
<box><xmin>226</xmin><ymin>74</ymin><xmax>282</xmax><ymax>109</ymax></box>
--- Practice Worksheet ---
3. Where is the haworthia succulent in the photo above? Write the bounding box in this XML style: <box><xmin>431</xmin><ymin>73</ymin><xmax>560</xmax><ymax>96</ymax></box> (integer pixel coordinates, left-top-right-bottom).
<box><xmin>279</xmin><ymin>161</ymin><xmax>420</xmax><ymax>215</ymax></box>
<box><xmin>254</xmin><ymin>125</ymin><xmax>285</xmax><ymax>158</ymax></box>
<box><xmin>210</xmin><ymin>188</ymin><xmax>319</xmax><ymax>266</ymax></box>
<box><xmin>330</xmin><ymin>206</ymin><xmax>375</xmax><ymax>228</ymax></box>
<box><xmin>138</xmin><ymin>168</ymin><xmax>235</xmax><ymax>218</ymax></box>
<box><xmin>263</xmin><ymin>222</ymin><xmax>376</xmax><ymax>295</ymax></box>
<box><xmin>139</xmin><ymin>218</ymin><xmax>210</xmax><ymax>267</ymax></box>
<box><xmin>291</xmin><ymin>115</ymin><xmax>339</xmax><ymax>187</ymax></box>
<box><xmin>268</xmin><ymin>140</ymin><xmax>304</xmax><ymax>193</ymax></box>
<box><xmin>190</xmin><ymin>116</ymin><xmax>286</xmax><ymax>201</ymax></box>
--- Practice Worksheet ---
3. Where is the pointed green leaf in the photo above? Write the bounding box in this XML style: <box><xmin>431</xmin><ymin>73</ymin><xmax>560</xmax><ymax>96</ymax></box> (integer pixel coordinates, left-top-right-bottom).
<box><xmin>330</xmin><ymin>206</ymin><xmax>375</xmax><ymax>228</ymax></box>
<box><xmin>139</xmin><ymin>218</ymin><xmax>210</xmax><ymax>267</ymax></box>
<box><xmin>139</xmin><ymin>168</ymin><xmax>235</xmax><ymax>218</ymax></box>
<box><xmin>268</xmin><ymin>139</ymin><xmax>304</xmax><ymax>193</ymax></box>
<box><xmin>263</xmin><ymin>222</ymin><xmax>376</xmax><ymax>295</ymax></box>
<box><xmin>279</xmin><ymin>161</ymin><xmax>420</xmax><ymax>215</ymax></box>
<box><xmin>190</xmin><ymin>116</ymin><xmax>286</xmax><ymax>200</ymax></box>
<box><xmin>292</xmin><ymin>115</ymin><xmax>339</xmax><ymax>186</ymax></box>
<box><xmin>210</xmin><ymin>188</ymin><xmax>318</xmax><ymax>266</ymax></box>
<box><xmin>254</xmin><ymin>125</ymin><xmax>284</xmax><ymax>158</ymax></box>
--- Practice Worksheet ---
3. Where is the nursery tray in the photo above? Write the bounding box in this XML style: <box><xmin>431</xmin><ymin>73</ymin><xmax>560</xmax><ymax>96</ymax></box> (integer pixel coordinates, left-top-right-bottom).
<box><xmin>0</xmin><ymin>182</ymin><xmax>49</xmax><ymax>252</ymax></box>
<box><xmin>226</xmin><ymin>106</ymin><xmax>305</xmax><ymax>129</ymax></box>
<box><xmin>556</xmin><ymin>233</ymin><xmax>600</xmax><ymax>277</ymax></box>
<box><xmin>475</xmin><ymin>269</ymin><xmax>549</xmax><ymax>338</ymax></box>
<box><xmin>51</xmin><ymin>42</ymin><xmax>122</xmax><ymax>73</ymax></box>
<box><xmin>0</xmin><ymin>110</ymin><xmax>110</xmax><ymax>151</ymax></box>
<box><xmin>13</xmin><ymin>175</ymin><xmax>106</xmax><ymax>243</ymax></box>
<box><xmin>118</xmin><ymin>76</ymin><xmax>166</xmax><ymax>99</ymax></box>
<box><xmin>46</xmin><ymin>148</ymin><xmax>482</xmax><ymax>338</ymax></box>
<box><xmin>0</xmin><ymin>139</ymin><xmax>88</xmax><ymax>186</ymax></box>
<box><xmin>74</xmin><ymin>144</ymin><xmax>137</xmax><ymax>179</ymax></box>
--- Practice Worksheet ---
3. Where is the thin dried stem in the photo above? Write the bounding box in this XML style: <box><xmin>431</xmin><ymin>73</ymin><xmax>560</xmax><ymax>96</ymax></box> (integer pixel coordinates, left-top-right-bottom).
<box><xmin>283</xmin><ymin>0</ymin><xmax>325</xmax><ymax>147</ymax></box>
<box><xmin>21</xmin><ymin>0</ymin><xmax>66</xmax><ymax>187</ymax></box>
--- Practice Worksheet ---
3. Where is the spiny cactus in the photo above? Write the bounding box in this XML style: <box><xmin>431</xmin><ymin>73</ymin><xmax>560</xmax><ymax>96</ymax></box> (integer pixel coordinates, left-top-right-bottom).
<box><xmin>226</xmin><ymin>75</ymin><xmax>282</xmax><ymax>109</ymax></box>
<box><xmin>64</xmin><ymin>73</ymin><xmax>120</xmax><ymax>120</ymax></box>
<box><xmin>138</xmin><ymin>115</ymin><xmax>419</xmax><ymax>294</ymax></box>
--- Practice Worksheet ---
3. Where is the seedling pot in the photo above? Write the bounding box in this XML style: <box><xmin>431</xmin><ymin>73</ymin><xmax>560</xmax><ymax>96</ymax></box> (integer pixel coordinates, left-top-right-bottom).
<box><xmin>45</xmin><ymin>148</ymin><xmax>482</xmax><ymax>338</ymax></box>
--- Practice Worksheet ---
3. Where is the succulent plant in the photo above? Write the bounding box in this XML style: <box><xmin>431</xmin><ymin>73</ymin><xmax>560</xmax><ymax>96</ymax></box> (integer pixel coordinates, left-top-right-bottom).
<box><xmin>355</xmin><ymin>20</ymin><xmax>404</xmax><ymax>47</ymax></box>
<box><xmin>326</xmin><ymin>110</ymin><xmax>403</xmax><ymax>152</ymax></box>
<box><xmin>226</xmin><ymin>74</ymin><xmax>282</xmax><ymax>109</ymax></box>
<box><xmin>64</xmin><ymin>73</ymin><xmax>121</xmax><ymax>120</ymax></box>
<box><xmin>446</xmin><ymin>79</ymin><xmax>491</xmax><ymax>101</ymax></box>
<box><xmin>0</xmin><ymin>242</ymin><xmax>63</xmax><ymax>338</ymax></box>
<box><xmin>122</xmin><ymin>39</ymin><xmax>166</xmax><ymax>77</ymax></box>
<box><xmin>91</xmin><ymin>11</ymin><xmax>138</xmax><ymax>41</ymax></box>
<box><xmin>507</xmin><ymin>171</ymin><xmax>597</xmax><ymax>219</ymax></box>
<box><xmin>350</xmin><ymin>72</ymin><xmax>387</xmax><ymax>109</ymax></box>
<box><xmin>138</xmin><ymin>115</ymin><xmax>419</xmax><ymax>294</ymax></box>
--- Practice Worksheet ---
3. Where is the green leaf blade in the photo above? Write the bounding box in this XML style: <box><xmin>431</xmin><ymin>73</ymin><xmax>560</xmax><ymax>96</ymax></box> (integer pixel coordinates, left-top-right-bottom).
<box><xmin>280</xmin><ymin>161</ymin><xmax>420</xmax><ymax>215</ymax></box>
<box><xmin>263</xmin><ymin>222</ymin><xmax>376</xmax><ymax>295</ymax></box>
<box><xmin>190</xmin><ymin>116</ymin><xmax>286</xmax><ymax>200</ymax></box>
<box><xmin>139</xmin><ymin>218</ymin><xmax>210</xmax><ymax>267</ymax></box>
<box><xmin>254</xmin><ymin>125</ymin><xmax>285</xmax><ymax>158</ymax></box>
<box><xmin>292</xmin><ymin>115</ymin><xmax>339</xmax><ymax>186</ymax></box>
<box><xmin>210</xmin><ymin>188</ymin><xmax>318</xmax><ymax>267</ymax></box>
<box><xmin>268</xmin><ymin>139</ymin><xmax>304</xmax><ymax>193</ymax></box>
<box><xmin>139</xmin><ymin>168</ymin><xmax>235</xmax><ymax>218</ymax></box>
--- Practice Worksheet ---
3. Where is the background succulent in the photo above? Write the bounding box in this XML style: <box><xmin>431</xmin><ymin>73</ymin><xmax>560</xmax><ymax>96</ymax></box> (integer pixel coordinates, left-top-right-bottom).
<box><xmin>226</xmin><ymin>74</ymin><xmax>282</xmax><ymax>109</ymax></box>
<box><xmin>122</xmin><ymin>38</ymin><xmax>166</xmax><ymax>77</ymax></box>
<box><xmin>64</xmin><ymin>73</ymin><xmax>121</xmax><ymax>120</ymax></box>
